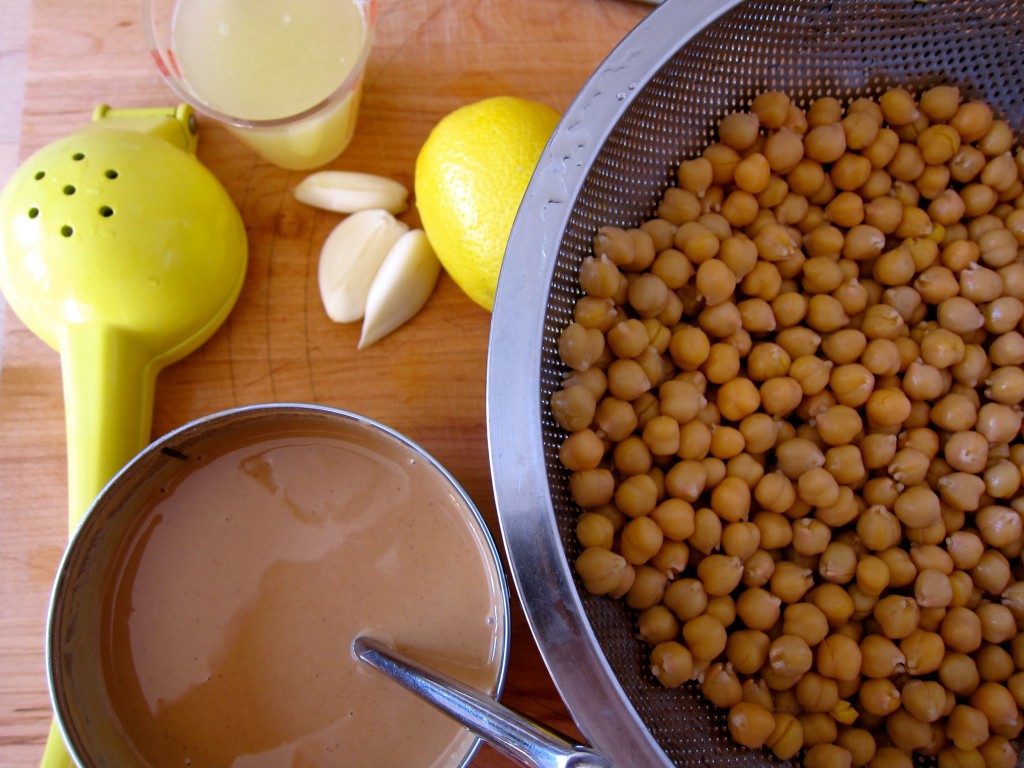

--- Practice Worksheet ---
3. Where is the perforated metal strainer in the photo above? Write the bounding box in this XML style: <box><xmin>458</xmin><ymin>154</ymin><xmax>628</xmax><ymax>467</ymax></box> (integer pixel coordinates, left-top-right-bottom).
<box><xmin>487</xmin><ymin>0</ymin><xmax>1024</xmax><ymax>766</ymax></box>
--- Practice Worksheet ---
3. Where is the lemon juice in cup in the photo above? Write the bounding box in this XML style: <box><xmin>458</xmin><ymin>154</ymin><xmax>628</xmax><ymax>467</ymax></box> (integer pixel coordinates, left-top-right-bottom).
<box><xmin>145</xmin><ymin>0</ymin><xmax>376</xmax><ymax>170</ymax></box>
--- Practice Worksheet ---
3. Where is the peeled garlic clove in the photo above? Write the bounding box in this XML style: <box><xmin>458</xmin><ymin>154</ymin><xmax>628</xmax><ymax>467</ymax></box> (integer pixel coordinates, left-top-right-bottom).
<box><xmin>318</xmin><ymin>209</ymin><xmax>409</xmax><ymax>323</ymax></box>
<box><xmin>359</xmin><ymin>229</ymin><xmax>442</xmax><ymax>349</ymax></box>
<box><xmin>294</xmin><ymin>171</ymin><xmax>409</xmax><ymax>214</ymax></box>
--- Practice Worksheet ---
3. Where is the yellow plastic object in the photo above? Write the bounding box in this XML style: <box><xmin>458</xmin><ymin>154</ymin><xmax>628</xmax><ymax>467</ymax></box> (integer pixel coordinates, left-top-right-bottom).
<box><xmin>0</xmin><ymin>104</ymin><xmax>247</xmax><ymax>768</ymax></box>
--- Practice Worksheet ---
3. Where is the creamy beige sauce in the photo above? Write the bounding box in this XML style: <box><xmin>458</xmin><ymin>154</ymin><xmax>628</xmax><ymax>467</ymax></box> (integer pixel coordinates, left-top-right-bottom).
<box><xmin>100</xmin><ymin>424</ymin><xmax>505</xmax><ymax>768</ymax></box>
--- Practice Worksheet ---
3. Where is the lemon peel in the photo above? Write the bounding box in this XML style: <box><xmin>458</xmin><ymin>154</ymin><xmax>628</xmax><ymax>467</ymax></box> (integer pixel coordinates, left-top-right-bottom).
<box><xmin>415</xmin><ymin>96</ymin><xmax>560</xmax><ymax>311</ymax></box>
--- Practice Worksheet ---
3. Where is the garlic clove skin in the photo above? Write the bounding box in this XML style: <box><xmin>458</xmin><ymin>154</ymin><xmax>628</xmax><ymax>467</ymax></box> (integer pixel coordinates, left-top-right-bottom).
<box><xmin>318</xmin><ymin>209</ymin><xmax>409</xmax><ymax>323</ymax></box>
<box><xmin>294</xmin><ymin>171</ymin><xmax>409</xmax><ymax>214</ymax></box>
<box><xmin>359</xmin><ymin>229</ymin><xmax>442</xmax><ymax>349</ymax></box>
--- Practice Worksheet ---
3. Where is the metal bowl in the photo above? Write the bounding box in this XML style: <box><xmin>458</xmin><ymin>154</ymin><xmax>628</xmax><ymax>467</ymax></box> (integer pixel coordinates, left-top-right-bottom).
<box><xmin>49</xmin><ymin>403</ymin><xmax>510</xmax><ymax>768</ymax></box>
<box><xmin>486</xmin><ymin>0</ymin><xmax>1024</xmax><ymax>765</ymax></box>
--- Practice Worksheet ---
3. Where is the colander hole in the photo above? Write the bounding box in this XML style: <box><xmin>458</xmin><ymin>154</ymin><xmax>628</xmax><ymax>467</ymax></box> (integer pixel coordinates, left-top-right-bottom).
<box><xmin>99</xmin><ymin>206</ymin><xmax>114</xmax><ymax>218</ymax></box>
<box><xmin>27</xmin><ymin>207</ymin><xmax>39</xmax><ymax>219</ymax></box>
<box><xmin>105</xmin><ymin>169</ymin><xmax>119</xmax><ymax>180</ymax></box>
<box><xmin>33</xmin><ymin>171</ymin><xmax>45</xmax><ymax>180</ymax></box>
<box><xmin>72</xmin><ymin>152</ymin><xmax>85</xmax><ymax>161</ymax></box>
<box><xmin>63</xmin><ymin>185</ymin><xmax>76</xmax><ymax>196</ymax></box>
<box><xmin>60</xmin><ymin>225</ymin><xmax>73</xmax><ymax>238</ymax></box>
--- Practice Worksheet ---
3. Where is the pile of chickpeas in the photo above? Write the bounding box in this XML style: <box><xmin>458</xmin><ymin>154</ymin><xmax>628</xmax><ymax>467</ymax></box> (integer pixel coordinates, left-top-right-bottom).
<box><xmin>551</xmin><ymin>85</ymin><xmax>1024</xmax><ymax>768</ymax></box>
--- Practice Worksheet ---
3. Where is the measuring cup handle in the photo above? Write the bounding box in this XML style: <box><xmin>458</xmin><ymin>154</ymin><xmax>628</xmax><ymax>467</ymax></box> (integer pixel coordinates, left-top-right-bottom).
<box><xmin>59</xmin><ymin>322</ymin><xmax>156</xmax><ymax>530</ymax></box>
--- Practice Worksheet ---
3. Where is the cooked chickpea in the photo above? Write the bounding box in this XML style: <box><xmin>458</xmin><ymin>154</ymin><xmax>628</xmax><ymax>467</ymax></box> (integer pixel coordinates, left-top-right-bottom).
<box><xmin>972</xmin><ymin>548</ymin><xmax>1013</xmax><ymax>595</ymax></box>
<box><xmin>947</xmin><ymin>704</ymin><xmax>991</xmax><ymax>751</ymax></box>
<box><xmin>696</xmin><ymin>553</ymin><xmax>744</xmax><ymax>597</ymax></box>
<box><xmin>698</xmin><ymin>661</ymin><xmax>743</xmax><ymax>709</ymax></box>
<box><xmin>721</xmin><ymin>519</ymin><xmax>761</xmax><ymax>560</ymax></box>
<box><xmin>716</xmin><ymin>110</ymin><xmax>759</xmax><ymax>150</ymax></box>
<box><xmin>885</xmin><ymin>708</ymin><xmax>935</xmax><ymax>753</ymax></box>
<box><xmin>941</xmin><ymin>606</ymin><xmax>983</xmax><ymax>653</ymax></box>
<box><xmin>661</xmin><ymin>578</ymin><xmax>707</xmax><ymax>623</ymax></box>
<box><xmin>816</xmin><ymin>632</ymin><xmax>862</xmax><ymax>681</ymax></box>
<box><xmin>859</xmin><ymin>127</ymin><xmax>900</xmax><ymax>172</ymax></box>
<box><xmin>901</xmin><ymin>679</ymin><xmax>948</xmax><ymax>724</ymax></box>
<box><xmin>558</xmin><ymin>428</ymin><xmax>605</xmax><ymax>471</ymax></box>
<box><xmin>919</xmin><ymin>84</ymin><xmax>961</xmax><ymax>120</ymax></box>
<box><xmin>974</xmin><ymin>643</ymin><xmax>1015</xmax><ymax>684</ymax></box>
<box><xmin>687</xmin><ymin>505</ymin><xmax>721</xmax><ymax>554</ymax></box>
<box><xmin>727</xmin><ymin>701</ymin><xmax>776</xmax><ymax>749</ymax></box>
<box><xmin>735</xmin><ymin>587</ymin><xmax>781</xmax><ymax>632</ymax></box>
<box><xmin>795</xmin><ymin>670</ymin><xmax>840</xmax><ymax>714</ymax></box>
<box><xmin>760</xmin><ymin>128</ymin><xmax>806</xmax><ymax>175</ymax></box>
<box><xmin>610</xmin><ymin>473</ymin><xmax>659</xmax><ymax>520</ymax></box>
<box><xmin>859</xmin><ymin>679</ymin><xmax>902</xmax><ymax>722</ymax></box>
<box><xmin>763</xmin><ymin>712</ymin><xmax>802</xmax><ymax>760</ymax></box>
<box><xmin>575</xmin><ymin>547</ymin><xmax>629</xmax><ymax>595</ymax></box>
<box><xmin>739</xmin><ymin>549</ymin><xmax>774</xmax><ymax>590</ymax></box>
<box><xmin>575</xmin><ymin>511</ymin><xmax>616</xmax><ymax>550</ymax></box>
<box><xmin>860</xmin><ymin>633</ymin><xmax>907</xmax><ymax>680</ymax></box>
<box><xmin>723</xmin><ymin>628</ymin><xmax>770</xmax><ymax>676</ymax></box>
<box><xmin>859</xmin><ymin>432</ymin><xmax>898</xmax><ymax>470</ymax></box>
<box><xmin>864</xmin><ymin>387</ymin><xmax>911</xmax><ymax>427</ymax></box>
<box><xmin>620</xmin><ymin>515</ymin><xmax>664</xmax><ymax>564</ymax></box>
<box><xmin>650</xmin><ymin>641</ymin><xmax>695</xmax><ymax>687</ymax></box>
<box><xmin>978</xmin><ymin>735</ymin><xmax>1017</xmax><ymax>768</ymax></box>
<box><xmin>755</xmin><ymin>376</ymin><xmax>801</xmax><ymax>417</ymax></box>
<box><xmin>858</xmin><ymin>507</ymin><xmax>906</xmax><ymax>557</ymax></box>
<box><xmin>563</xmin><ymin>86</ymin><xmax>1024</xmax><ymax>764</ymax></box>
<box><xmin>768</xmin><ymin>560</ymin><xmax>814</xmax><ymax>604</ymax></box>
<box><xmin>638</xmin><ymin>604</ymin><xmax>679</xmax><ymax>646</ymax></box>
<box><xmin>806</xmin><ymin>744</ymin><xmax>854</xmax><ymax>768</ymax></box>
<box><xmin>912</xmin><ymin>568</ymin><xmax>953</xmax><ymax>610</ymax></box>
<box><xmin>806</xmin><ymin>582</ymin><xmax>855</xmax><ymax>627</ymax></box>
<box><xmin>626</xmin><ymin>564</ymin><xmax>669</xmax><ymax>609</ymax></box>
<box><xmin>951</xmin><ymin>100</ymin><xmax>994</xmax><ymax>142</ymax></box>
<box><xmin>682</xmin><ymin>613</ymin><xmax>728</xmax><ymax>662</ymax></box>
<box><xmin>901</xmin><ymin>628</ymin><xmax>946</xmax><ymax>676</ymax></box>
<box><xmin>880</xmin><ymin>87</ymin><xmax>920</xmax><ymax>125</ymax></box>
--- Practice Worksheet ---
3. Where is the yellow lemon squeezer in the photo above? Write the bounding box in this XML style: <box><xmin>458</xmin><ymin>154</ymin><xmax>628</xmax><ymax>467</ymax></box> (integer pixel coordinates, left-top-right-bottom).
<box><xmin>0</xmin><ymin>105</ymin><xmax>248</xmax><ymax>768</ymax></box>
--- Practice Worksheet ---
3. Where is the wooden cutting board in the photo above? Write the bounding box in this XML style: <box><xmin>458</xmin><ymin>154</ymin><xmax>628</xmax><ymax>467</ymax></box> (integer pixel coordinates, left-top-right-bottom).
<box><xmin>0</xmin><ymin>0</ymin><xmax>652</xmax><ymax>764</ymax></box>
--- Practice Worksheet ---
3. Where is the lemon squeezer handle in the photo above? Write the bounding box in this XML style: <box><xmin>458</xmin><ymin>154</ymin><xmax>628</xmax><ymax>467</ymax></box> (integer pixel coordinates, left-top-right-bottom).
<box><xmin>60</xmin><ymin>322</ymin><xmax>156</xmax><ymax>530</ymax></box>
<box><xmin>40</xmin><ymin>722</ymin><xmax>72</xmax><ymax>768</ymax></box>
<box><xmin>41</xmin><ymin>322</ymin><xmax>157</xmax><ymax>768</ymax></box>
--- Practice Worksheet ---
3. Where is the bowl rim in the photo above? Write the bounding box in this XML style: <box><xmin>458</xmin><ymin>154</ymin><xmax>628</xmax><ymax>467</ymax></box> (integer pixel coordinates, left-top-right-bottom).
<box><xmin>486</xmin><ymin>0</ymin><xmax>746</xmax><ymax>765</ymax></box>
<box><xmin>48</xmin><ymin>401</ymin><xmax>510</xmax><ymax>768</ymax></box>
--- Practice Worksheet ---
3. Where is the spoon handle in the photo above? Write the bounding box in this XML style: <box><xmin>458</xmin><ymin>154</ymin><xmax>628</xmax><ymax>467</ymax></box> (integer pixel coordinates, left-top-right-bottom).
<box><xmin>353</xmin><ymin>636</ymin><xmax>612</xmax><ymax>768</ymax></box>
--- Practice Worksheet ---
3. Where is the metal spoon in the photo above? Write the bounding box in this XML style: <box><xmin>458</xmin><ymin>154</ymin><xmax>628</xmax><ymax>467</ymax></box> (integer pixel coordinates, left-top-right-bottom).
<box><xmin>353</xmin><ymin>636</ymin><xmax>613</xmax><ymax>768</ymax></box>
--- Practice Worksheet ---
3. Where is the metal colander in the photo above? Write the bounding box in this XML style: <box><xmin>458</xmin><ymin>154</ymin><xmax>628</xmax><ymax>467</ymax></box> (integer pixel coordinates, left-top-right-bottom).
<box><xmin>487</xmin><ymin>0</ymin><xmax>1024</xmax><ymax>766</ymax></box>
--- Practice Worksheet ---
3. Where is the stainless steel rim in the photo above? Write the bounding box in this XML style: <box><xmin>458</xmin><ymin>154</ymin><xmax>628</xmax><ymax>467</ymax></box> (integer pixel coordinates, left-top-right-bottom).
<box><xmin>488</xmin><ymin>2</ymin><xmax>746</xmax><ymax>764</ymax></box>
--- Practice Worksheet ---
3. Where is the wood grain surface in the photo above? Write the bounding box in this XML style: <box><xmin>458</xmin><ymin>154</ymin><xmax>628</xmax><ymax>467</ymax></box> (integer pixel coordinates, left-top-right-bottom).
<box><xmin>0</xmin><ymin>0</ymin><xmax>651</xmax><ymax>764</ymax></box>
